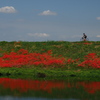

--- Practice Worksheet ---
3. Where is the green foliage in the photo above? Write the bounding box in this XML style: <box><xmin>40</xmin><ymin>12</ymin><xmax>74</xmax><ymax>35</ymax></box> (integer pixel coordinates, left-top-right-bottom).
<box><xmin>0</xmin><ymin>41</ymin><xmax>100</xmax><ymax>80</ymax></box>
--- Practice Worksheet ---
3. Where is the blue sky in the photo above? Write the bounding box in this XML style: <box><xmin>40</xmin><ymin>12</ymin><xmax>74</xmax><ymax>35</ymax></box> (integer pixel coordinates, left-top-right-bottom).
<box><xmin>0</xmin><ymin>0</ymin><xmax>100</xmax><ymax>41</ymax></box>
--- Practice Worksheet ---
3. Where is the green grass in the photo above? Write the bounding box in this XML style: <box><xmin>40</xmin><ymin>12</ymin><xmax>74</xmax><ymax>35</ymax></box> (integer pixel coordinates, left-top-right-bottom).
<box><xmin>0</xmin><ymin>67</ymin><xmax>100</xmax><ymax>81</ymax></box>
<box><xmin>0</xmin><ymin>41</ymin><xmax>100</xmax><ymax>80</ymax></box>
<box><xmin>0</xmin><ymin>41</ymin><xmax>100</xmax><ymax>57</ymax></box>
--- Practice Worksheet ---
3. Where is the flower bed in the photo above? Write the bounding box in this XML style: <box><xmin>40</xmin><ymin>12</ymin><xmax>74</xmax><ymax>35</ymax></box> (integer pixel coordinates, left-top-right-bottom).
<box><xmin>0</xmin><ymin>49</ymin><xmax>100</xmax><ymax>69</ymax></box>
<box><xmin>0</xmin><ymin>49</ymin><xmax>66</xmax><ymax>68</ymax></box>
<box><xmin>78</xmin><ymin>53</ymin><xmax>100</xmax><ymax>68</ymax></box>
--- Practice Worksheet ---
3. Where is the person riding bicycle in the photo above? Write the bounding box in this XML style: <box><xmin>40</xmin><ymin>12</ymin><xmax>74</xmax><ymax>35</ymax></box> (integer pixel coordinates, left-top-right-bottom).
<box><xmin>82</xmin><ymin>33</ymin><xmax>87</xmax><ymax>41</ymax></box>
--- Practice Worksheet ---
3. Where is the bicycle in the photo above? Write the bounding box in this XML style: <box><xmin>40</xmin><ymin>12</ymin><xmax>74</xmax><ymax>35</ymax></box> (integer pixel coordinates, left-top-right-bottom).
<box><xmin>80</xmin><ymin>37</ymin><xmax>89</xmax><ymax>41</ymax></box>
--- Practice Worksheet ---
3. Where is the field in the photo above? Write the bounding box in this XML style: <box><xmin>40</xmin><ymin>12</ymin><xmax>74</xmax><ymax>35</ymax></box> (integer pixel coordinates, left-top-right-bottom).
<box><xmin>0</xmin><ymin>41</ymin><xmax>100</xmax><ymax>80</ymax></box>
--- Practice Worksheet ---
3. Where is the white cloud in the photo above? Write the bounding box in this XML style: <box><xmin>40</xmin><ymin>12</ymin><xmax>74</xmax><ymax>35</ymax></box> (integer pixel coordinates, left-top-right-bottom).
<box><xmin>28</xmin><ymin>33</ymin><xmax>50</xmax><ymax>37</ymax></box>
<box><xmin>96</xmin><ymin>35</ymin><xmax>100</xmax><ymax>37</ymax></box>
<box><xmin>39</xmin><ymin>10</ymin><xmax>57</xmax><ymax>15</ymax></box>
<box><xmin>96</xmin><ymin>17</ymin><xmax>100</xmax><ymax>20</ymax></box>
<box><xmin>0</xmin><ymin>6</ymin><xmax>17</xmax><ymax>13</ymax></box>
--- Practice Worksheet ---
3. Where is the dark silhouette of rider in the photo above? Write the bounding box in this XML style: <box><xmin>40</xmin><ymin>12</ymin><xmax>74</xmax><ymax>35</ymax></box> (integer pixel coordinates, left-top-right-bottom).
<box><xmin>82</xmin><ymin>33</ymin><xmax>87</xmax><ymax>41</ymax></box>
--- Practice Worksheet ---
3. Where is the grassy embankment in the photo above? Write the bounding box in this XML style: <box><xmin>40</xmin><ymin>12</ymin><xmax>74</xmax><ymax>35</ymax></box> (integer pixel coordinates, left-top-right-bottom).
<box><xmin>0</xmin><ymin>41</ymin><xmax>100</xmax><ymax>80</ymax></box>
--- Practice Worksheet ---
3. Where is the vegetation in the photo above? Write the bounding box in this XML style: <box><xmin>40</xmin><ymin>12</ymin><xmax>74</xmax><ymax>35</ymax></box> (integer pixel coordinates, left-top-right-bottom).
<box><xmin>0</xmin><ymin>41</ymin><xmax>100</xmax><ymax>80</ymax></box>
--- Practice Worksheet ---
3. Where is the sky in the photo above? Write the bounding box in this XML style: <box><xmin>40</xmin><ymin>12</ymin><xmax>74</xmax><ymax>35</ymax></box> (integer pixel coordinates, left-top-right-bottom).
<box><xmin>0</xmin><ymin>0</ymin><xmax>100</xmax><ymax>42</ymax></box>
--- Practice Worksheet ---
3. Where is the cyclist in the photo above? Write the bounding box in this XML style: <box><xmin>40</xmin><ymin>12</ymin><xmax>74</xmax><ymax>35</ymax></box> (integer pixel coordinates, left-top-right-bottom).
<box><xmin>82</xmin><ymin>33</ymin><xmax>87</xmax><ymax>41</ymax></box>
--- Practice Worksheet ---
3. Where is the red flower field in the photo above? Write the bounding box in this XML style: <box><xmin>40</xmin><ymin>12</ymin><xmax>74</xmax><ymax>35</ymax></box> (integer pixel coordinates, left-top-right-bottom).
<box><xmin>0</xmin><ymin>49</ymin><xmax>66</xmax><ymax>68</ymax></box>
<box><xmin>78</xmin><ymin>53</ymin><xmax>100</xmax><ymax>68</ymax></box>
<box><xmin>0</xmin><ymin>49</ymin><xmax>100</xmax><ymax>68</ymax></box>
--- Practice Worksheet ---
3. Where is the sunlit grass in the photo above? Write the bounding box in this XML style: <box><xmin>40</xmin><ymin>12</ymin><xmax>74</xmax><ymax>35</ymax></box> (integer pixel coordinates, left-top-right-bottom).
<box><xmin>0</xmin><ymin>41</ymin><xmax>100</xmax><ymax>79</ymax></box>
